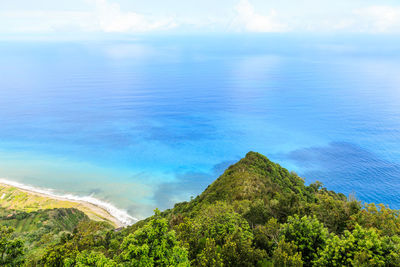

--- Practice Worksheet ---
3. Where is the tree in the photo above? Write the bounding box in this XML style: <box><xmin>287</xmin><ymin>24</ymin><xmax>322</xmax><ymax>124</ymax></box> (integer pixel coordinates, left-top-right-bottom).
<box><xmin>244</xmin><ymin>199</ymin><xmax>270</xmax><ymax>226</ymax></box>
<box><xmin>350</xmin><ymin>203</ymin><xmax>400</xmax><ymax>236</ymax></box>
<box><xmin>0</xmin><ymin>226</ymin><xmax>24</xmax><ymax>266</ymax></box>
<box><xmin>40</xmin><ymin>242</ymin><xmax>78</xmax><ymax>267</ymax></box>
<box><xmin>69</xmin><ymin>250</ymin><xmax>117</xmax><ymax>267</ymax></box>
<box><xmin>310</xmin><ymin>192</ymin><xmax>361</xmax><ymax>234</ymax></box>
<box><xmin>280</xmin><ymin>215</ymin><xmax>328</xmax><ymax>266</ymax></box>
<box><xmin>271</xmin><ymin>239</ymin><xmax>303</xmax><ymax>267</ymax></box>
<box><xmin>196</xmin><ymin>238</ymin><xmax>223</xmax><ymax>267</ymax></box>
<box><xmin>315</xmin><ymin>225</ymin><xmax>387</xmax><ymax>266</ymax></box>
<box><xmin>253</xmin><ymin>218</ymin><xmax>281</xmax><ymax>257</ymax></box>
<box><xmin>39</xmin><ymin>220</ymin><xmax>112</xmax><ymax>266</ymax></box>
<box><xmin>118</xmin><ymin>209</ymin><xmax>189</xmax><ymax>266</ymax></box>
<box><xmin>185</xmin><ymin>202</ymin><xmax>265</xmax><ymax>267</ymax></box>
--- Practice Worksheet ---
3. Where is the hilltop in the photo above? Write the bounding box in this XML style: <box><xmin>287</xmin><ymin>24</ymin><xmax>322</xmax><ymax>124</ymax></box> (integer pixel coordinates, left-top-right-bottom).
<box><xmin>169</xmin><ymin>151</ymin><xmax>322</xmax><ymax>217</ymax></box>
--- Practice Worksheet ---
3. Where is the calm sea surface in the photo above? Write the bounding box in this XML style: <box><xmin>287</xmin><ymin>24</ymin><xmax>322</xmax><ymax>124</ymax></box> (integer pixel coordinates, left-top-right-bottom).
<box><xmin>0</xmin><ymin>35</ymin><xmax>400</xmax><ymax>219</ymax></box>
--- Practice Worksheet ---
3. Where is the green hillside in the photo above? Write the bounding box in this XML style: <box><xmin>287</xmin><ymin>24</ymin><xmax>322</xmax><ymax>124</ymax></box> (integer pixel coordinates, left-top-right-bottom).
<box><xmin>3</xmin><ymin>152</ymin><xmax>400</xmax><ymax>266</ymax></box>
<box><xmin>0</xmin><ymin>207</ymin><xmax>97</xmax><ymax>264</ymax></box>
<box><xmin>0</xmin><ymin>207</ymin><xmax>88</xmax><ymax>233</ymax></box>
<box><xmin>0</xmin><ymin>184</ymin><xmax>119</xmax><ymax>226</ymax></box>
<box><xmin>169</xmin><ymin>151</ymin><xmax>322</xmax><ymax>218</ymax></box>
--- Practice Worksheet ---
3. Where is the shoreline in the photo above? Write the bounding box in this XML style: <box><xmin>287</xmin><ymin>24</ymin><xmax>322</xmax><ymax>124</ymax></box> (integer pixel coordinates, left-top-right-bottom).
<box><xmin>0</xmin><ymin>179</ymin><xmax>137</xmax><ymax>228</ymax></box>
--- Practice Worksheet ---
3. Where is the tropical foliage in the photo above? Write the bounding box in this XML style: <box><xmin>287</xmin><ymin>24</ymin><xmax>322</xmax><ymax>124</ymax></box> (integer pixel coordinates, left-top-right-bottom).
<box><xmin>2</xmin><ymin>152</ymin><xmax>400</xmax><ymax>266</ymax></box>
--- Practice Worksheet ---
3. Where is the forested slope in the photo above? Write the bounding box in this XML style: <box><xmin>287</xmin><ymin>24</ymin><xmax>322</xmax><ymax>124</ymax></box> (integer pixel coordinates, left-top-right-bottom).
<box><xmin>3</xmin><ymin>152</ymin><xmax>400</xmax><ymax>266</ymax></box>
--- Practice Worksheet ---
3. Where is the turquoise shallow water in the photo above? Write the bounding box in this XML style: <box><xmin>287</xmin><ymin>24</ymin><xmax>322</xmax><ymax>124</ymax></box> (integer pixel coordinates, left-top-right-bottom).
<box><xmin>0</xmin><ymin>35</ymin><xmax>400</xmax><ymax>219</ymax></box>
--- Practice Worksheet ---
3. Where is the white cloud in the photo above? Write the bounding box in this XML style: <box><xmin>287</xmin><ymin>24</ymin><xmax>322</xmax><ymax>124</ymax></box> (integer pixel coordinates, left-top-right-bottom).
<box><xmin>0</xmin><ymin>10</ymin><xmax>96</xmax><ymax>33</ymax></box>
<box><xmin>232</xmin><ymin>0</ymin><xmax>288</xmax><ymax>32</ymax></box>
<box><xmin>91</xmin><ymin>0</ymin><xmax>177</xmax><ymax>32</ymax></box>
<box><xmin>229</xmin><ymin>1</ymin><xmax>400</xmax><ymax>34</ymax></box>
<box><xmin>353</xmin><ymin>6</ymin><xmax>400</xmax><ymax>33</ymax></box>
<box><xmin>0</xmin><ymin>0</ymin><xmax>178</xmax><ymax>34</ymax></box>
<box><xmin>1</xmin><ymin>0</ymin><xmax>400</xmax><ymax>35</ymax></box>
<box><xmin>274</xmin><ymin>4</ymin><xmax>400</xmax><ymax>34</ymax></box>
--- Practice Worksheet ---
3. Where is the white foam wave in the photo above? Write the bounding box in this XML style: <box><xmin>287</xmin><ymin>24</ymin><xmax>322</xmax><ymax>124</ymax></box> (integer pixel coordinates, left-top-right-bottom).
<box><xmin>0</xmin><ymin>178</ymin><xmax>137</xmax><ymax>226</ymax></box>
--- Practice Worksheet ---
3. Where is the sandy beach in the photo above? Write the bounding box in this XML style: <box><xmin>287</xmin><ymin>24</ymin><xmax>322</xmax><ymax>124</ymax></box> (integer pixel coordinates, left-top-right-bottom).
<box><xmin>0</xmin><ymin>182</ymin><xmax>129</xmax><ymax>228</ymax></box>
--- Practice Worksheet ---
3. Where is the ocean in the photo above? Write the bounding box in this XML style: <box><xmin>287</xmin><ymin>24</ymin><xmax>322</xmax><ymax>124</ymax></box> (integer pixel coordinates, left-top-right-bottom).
<box><xmin>0</xmin><ymin>35</ymin><xmax>399</xmax><ymax>221</ymax></box>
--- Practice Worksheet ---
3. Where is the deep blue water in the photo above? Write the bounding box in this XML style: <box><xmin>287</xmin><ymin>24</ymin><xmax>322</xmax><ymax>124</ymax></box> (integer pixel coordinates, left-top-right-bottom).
<box><xmin>0</xmin><ymin>35</ymin><xmax>400</xmax><ymax>219</ymax></box>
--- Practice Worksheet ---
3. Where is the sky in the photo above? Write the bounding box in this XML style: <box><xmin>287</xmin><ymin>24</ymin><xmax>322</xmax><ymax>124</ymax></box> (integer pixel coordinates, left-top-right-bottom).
<box><xmin>0</xmin><ymin>0</ymin><xmax>399</xmax><ymax>38</ymax></box>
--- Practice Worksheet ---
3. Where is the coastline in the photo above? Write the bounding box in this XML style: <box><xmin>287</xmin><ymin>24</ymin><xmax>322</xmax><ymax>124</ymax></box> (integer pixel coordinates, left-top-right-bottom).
<box><xmin>0</xmin><ymin>179</ymin><xmax>137</xmax><ymax>228</ymax></box>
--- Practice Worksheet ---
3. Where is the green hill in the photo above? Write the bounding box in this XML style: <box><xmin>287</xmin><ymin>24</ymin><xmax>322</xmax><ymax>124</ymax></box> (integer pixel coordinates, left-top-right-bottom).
<box><xmin>170</xmin><ymin>152</ymin><xmax>319</xmax><ymax>216</ymax></box>
<box><xmin>3</xmin><ymin>152</ymin><xmax>400</xmax><ymax>266</ymax></box>
<box><xmin>0</xmin><ymin>207</ymin><xmax>99</xmax><ymax>264</ymax></box>
<box><xmin>201</xmin><ymin>151</ymin><xmax>309</xmax><ymax>202</ymax></box>
<box><xmin>0</xmin><ymin>184</ymin><xmax>120</xmax><ymax>226</ymax></box>
<box><xmin>0</xmin><ymin>207</ymin><xmax>88</xmax><ymax>233</ymax></box>
<box><xmin>166</xmin><ymin>152</ymin><xmax>350</xmax><ymax>226</ymax></box>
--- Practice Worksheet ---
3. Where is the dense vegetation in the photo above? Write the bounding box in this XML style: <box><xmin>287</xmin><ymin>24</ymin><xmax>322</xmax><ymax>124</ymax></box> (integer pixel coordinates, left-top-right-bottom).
<box><xmin>2</xmin><ymin>151</ymin><xmax>400</xmax><ymax>266</ymax></box>
<box><xmin>0</xmin><ymin>207</ymin><xmax>94</xmax><ymax>264</ymax></box>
